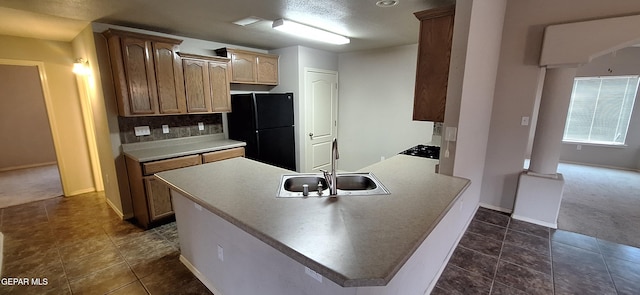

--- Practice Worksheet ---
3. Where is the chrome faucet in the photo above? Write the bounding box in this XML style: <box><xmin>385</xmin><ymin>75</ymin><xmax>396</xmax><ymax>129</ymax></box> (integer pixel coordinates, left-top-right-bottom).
<box><xmin>321</xmin><ymin>138</ymin><xmax>339</xmax><ymax>196</ymax></box>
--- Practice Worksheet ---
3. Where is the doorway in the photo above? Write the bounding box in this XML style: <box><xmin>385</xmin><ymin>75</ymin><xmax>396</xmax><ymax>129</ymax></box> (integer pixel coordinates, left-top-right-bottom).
<box><xmin>304</xmin><ymin>68</ymin><xmax>338</xmax><ymax>172</ymax></box>
<box><xmin>0</xmin><ymin>64</ymin><xmax>63</xmax><ymax>208</ymax></box>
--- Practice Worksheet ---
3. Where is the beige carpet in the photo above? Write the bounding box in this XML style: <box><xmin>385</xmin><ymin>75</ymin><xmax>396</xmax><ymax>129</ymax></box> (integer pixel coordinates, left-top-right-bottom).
<box><xmin>0</xmin><ymin>164</ymin><xmax>63</xmax><ymax>209</ymax></box>
<box><xmin>557</xmin><ymin>162</ymin><xmax>640</xmax><ymax>249</ymax></box>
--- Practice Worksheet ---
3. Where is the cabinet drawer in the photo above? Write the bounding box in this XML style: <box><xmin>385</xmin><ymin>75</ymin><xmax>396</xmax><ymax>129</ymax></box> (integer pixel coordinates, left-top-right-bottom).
<box><xmin>143</xmin><ymin>154</ymin><xmax>201</xmax><ymax>175</ymax></box>
<box><xmin>202</xmin><ymin>147</ymin><xmax>245</xmax><ymax>163</ymax></box>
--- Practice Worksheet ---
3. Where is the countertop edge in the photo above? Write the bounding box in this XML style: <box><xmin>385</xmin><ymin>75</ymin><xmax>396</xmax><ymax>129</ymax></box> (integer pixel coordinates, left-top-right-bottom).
<box><xmin>124</xmin><ymin>140</ymin><xmax>246</xmax><ymax>162</ymax></box>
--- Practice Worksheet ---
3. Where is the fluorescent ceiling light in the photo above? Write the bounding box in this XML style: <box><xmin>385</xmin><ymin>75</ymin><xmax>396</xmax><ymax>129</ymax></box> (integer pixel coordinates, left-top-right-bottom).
<box><xmin>272</xmin><ymin>19</ymin><xmax>350</xmax><ymax>45</ymax></box>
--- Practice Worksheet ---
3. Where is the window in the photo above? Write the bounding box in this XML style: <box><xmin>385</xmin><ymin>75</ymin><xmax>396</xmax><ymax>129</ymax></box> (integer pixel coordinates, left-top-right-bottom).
<box><xmin>563</xmin><ymin>76</ymin><xmax>638</xmax><ymax>145</ymax></box>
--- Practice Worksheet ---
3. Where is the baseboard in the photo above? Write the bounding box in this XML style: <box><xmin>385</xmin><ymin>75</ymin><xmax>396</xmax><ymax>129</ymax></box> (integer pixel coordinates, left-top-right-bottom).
<box><xmin>559</xmin><ymin>160</ymin><xmax>639</xmax><ymax>172</ymax></box>
<box><xmin>511</xmin><ymin>214</ymin><xmax>557</xmax><ymax>229</ymax></box>
<box><xmin>424</xmin><ymin>204</ymin><xmax>479</xmax><ymax>295</ymax></box>
<box><xmin>479</xmin><ymin>203</ymin><xmax>512</xmax><ymax>214</ymax></box>
<box><xmin>0</xmin><ymin>162</ymin><xmax>58</xmax><ymax>172</ymax></box>
<box><xmin>105</xmin><ymin>198</ymin><xmax>128</xmax><ymax>219</ymax></box>
<box><xmin>66</xmin><ymin>188</ymin><xmax>96</xmax><ymax>196</ymax></box>
<box><xmin>179</xmin><ymin>255</ymin><xmax>222</xmax><ymax>295</ymax></box>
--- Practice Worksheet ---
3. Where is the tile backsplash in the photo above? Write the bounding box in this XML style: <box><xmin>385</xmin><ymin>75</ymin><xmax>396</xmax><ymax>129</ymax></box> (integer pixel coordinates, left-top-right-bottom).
<box><xmin>118</xmin><ymin>114</ymin><xmax>223</xmax><ymax>144</ymax></box>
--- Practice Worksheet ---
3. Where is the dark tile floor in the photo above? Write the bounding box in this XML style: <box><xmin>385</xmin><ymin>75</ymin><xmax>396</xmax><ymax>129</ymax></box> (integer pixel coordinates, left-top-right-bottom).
<box><xmin>0</xmin><ymin>192</ymin><xmax>212</xmax><ymax>295</ymax></box>
<box><xmin>434</xmin><ymin>207</ymin><xmax>640</xmax><ymax>295</ymax></box>
<box><xmin>2</xmin><ymin>194</ymin><xmax>639</xmax><ymax>294</ymax></box>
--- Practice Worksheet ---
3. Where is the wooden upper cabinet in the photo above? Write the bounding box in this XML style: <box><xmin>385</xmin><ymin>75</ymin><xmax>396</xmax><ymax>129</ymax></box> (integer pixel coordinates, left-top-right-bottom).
<box><xmin>180</xmin><ymin>53</ymin><xmax>232</xmax><ymax>113</ymax></box>
<box><xmin>229</xmin><ymin>50</ymin><xmax>256</xmax><ymax>83</ymax></box>
<box><xmin>119</xmin><ymin>37</ymin><xmax>158</xmax><ymax>115</ymax></box>
<box><xmin>215</xmin><ymin>48</ymin><xmax>279</xmax><ymax>85</ymax></box>
<box><xmin>256</xmin><ymin>54</ymin><xmax>279</xmax><ymax>85</ymax></box>
<box><xmin>103</xmin><ymin>29</ymin><xmax>185</xmax><ymax>116</ymax></box>
<box><xmin>153</xmin><ymin>42</ymin><xmax>186</xmax><ymax>114</ymax></box>
<box><xmin>182</xmin><ymin>58</ymin><xmax>212</xmax><ymax>113</ymax></box>
<box><xmin>413</xmin><ymin>5</ymin><xmax>455</xmax><ymax>122</ymax></box>
<box><xmin>208</xmin><ymin>61</ymin><xmax>231</xmax><ymax>112</ymax></box>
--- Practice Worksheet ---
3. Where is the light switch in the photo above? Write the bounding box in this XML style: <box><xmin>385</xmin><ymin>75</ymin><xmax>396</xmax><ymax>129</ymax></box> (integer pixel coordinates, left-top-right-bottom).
<box><xmin>445</xmin><ymin>127</ymin><xmax>457</xmax><ymax>142</ymax></box>
<box><xmin>162</xmin><ymin>125</ymin><xmax>169</xmax><ymax>134</ymax></box>
<box><xmin>198</xmin><ymin>122</ymin><xmax>205</xmax><ymax>131</ymax></box>
<box><xmin>521</xmin><ymin>116</ymin><xmax>530</xmax><ymax>126</ymax></box>
<box><xmin>134</xmin><ymin>126</ymin><xmax>151</xmax><ymax>136</ymax></box>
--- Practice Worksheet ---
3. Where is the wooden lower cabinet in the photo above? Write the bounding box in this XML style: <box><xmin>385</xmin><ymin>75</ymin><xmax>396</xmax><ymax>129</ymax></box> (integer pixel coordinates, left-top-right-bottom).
<box><xmin>125</xmin><ymin>147</ymin><xmax>245</xmax><ymax>228</ymax></box>
<box><xmin>144</xmin><ymin>176</ymin><xmax>174</xmax><ymax>220</ymax></box>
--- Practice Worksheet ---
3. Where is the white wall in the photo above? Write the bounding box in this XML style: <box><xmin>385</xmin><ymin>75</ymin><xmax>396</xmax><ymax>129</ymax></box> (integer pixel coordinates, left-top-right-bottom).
<box><xmin>480</xmin><ymin>0</ymin><xmax>640</xmax><ymax>211</ymax></box>
<box><xmin>0</xmin><ymin>64</ymin><xmax>57</xmax><ymax>170</ymax></box>
<box><xmin>559</xmin><ymin>47</ymin><xmax>640</xmax><ymax>170</ymax></box>
<box><xmin>449</xmin><ymin>0</ymin><xmax>507</xmax><ymax>214</ymax></box>
<box><xmin>337</xmin><ymin>44</ymin><xmax>433</xmax><ymax>171</ymax></box>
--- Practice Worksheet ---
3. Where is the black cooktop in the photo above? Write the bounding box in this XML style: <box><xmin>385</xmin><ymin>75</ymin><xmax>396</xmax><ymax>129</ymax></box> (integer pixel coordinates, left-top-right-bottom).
<box><xmin>399</xmin><ymin>145</ymin><xmax>440</xmax><ymax>159</ymax></box>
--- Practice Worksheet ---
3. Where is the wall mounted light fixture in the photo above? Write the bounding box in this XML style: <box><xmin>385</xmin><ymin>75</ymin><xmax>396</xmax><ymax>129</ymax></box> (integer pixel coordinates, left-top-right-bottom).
<box><xmin>73</xmin><ymin>58</ymin><xmax>90</xmax><ymax>75</ymax></box>
<box><xmin>272</xmin><ymin>19</ymin><xmax>350</xmax><ymax>45</ymax></box>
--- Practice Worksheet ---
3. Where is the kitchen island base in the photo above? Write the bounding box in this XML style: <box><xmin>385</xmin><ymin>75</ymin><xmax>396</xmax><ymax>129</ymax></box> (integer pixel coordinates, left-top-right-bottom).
<box><xmin>172</xmin><ymin>190</ymin><xmax>474</xmax><ymax>295</ymax></box>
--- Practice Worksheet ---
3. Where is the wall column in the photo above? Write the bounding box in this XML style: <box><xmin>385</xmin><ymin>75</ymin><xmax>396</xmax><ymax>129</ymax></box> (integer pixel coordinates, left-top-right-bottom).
<box><xmin>513</xmin><ymin>66</ymin><xmax>576</xmax><ymax>228</ymax></box>
<box><xmin>528</xmin><ymin>67</ymin><xmax>577</xmax><ymax>176</ymax></box>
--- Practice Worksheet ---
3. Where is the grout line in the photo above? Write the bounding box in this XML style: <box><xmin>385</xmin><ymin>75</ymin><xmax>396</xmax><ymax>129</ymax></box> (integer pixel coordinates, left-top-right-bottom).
<box><xmin>44</xmin><ymin>199</ymin><xmax>74</xmax><ymax>294</ymax></box>
<box><xmin>596</xmin><ymin>238</ymin><xmax>620</xmax><ymax>295</ymax></box>
<box><xmin>488</xmin><ymin>216</ymin><xmax>510</xmax><ymax>294</ymax></box>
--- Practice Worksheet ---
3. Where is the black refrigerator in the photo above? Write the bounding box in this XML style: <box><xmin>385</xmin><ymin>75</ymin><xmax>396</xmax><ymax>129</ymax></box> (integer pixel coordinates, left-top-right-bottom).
<box><xmin>227</xmin><ymin>93</ymin><xmax>296</xmax><ymax>171</ymax></box>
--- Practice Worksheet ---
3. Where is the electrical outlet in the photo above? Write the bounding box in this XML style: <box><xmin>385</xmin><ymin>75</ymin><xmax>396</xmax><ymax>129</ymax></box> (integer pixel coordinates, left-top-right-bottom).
<box><xmin>217</xmin><ymin>245</ymin><xmax>224</xmax><ymax>261</ymax></box>
<box><xmin>134</xmin><ymin>126</ymin><xmax>151</xmax><ymax>136</ymax></box>
<box><xmin>577</xmin><ymin>144</ymin><xmax>582</xmax><ymax>151</ymax></box>
<box><xmin>162</xmin><ymin>125</ymin><xmax>169</xmax><ymax>134</ymax></box>
<box><xmin>521</xmin><ymin>116</ymin><xmax>530</xmax><ymax>126</ymax></box>
<box><xmin>198</xmin><ymin>122</ymin><xmax>205</xmax><ymax>131</ymax></box>
<box><xmin>305</xmin><ymin>267</ymin><xmax>323</xmax><ymax>282</ymax></box>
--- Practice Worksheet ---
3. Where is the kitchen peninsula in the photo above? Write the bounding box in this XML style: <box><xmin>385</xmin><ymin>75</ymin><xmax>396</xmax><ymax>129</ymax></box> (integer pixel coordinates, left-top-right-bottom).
<box><xmin>156</xmin><ymin>155</ymin><xmax>470</xmax><ymax>295</ymax></box>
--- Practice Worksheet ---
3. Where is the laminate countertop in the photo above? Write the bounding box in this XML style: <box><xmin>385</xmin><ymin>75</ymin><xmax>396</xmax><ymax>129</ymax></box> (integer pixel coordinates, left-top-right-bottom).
<box><xmin>156</xmin><ymin>155</ymin><xmax>470</xmax><ymax>287</ymax></box>
<box><xmin>122</xmin><ymin>134</ymin><xmax>245</xmax><ymax>162</ymax></box>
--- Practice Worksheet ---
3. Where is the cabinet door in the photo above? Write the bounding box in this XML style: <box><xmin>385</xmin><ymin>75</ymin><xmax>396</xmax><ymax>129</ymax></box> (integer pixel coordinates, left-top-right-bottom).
<box><xmin>229</xmin><ymin>51</ymin><xmax>256</xmax><ymax>83</ymax></box>
<box><xmin>256</xmin><ymin>54</ymin><xmax>279</xmax><ymax>85</ymax></box>
<box><xmin>182</xmin><ymin>58</ymin><xmax>212</xmax><ymax>113</ymax></box>
<box><xmin>413</xmin><ymin>7</ymin><xmax>454</xmax><ymax>122</ymax></box>
<box><xmin>153</xmin><ymin>42</ymin><xmax>186</xmax><ymax>114</ymax></box>
<box><xmin>121</xmin><ymin>37</ymin><xmax>159</xmax><ymax>115</ymax></box>
<box><xmin>208</xmin><ymin>61</ymin><xmax>231</xmax><ymax>112</ymax></box>
<box><xmin>144</xmin><ymin>176</ymin><xmax>173</xmax><ymax>221</ymax></box>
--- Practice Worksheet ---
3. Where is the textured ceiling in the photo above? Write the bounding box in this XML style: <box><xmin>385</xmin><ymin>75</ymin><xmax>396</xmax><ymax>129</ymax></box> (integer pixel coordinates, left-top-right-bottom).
<box><xmin>0</xmin><ymin>0</ymin><xmax>454</xmax><ymax>52</ymax></box>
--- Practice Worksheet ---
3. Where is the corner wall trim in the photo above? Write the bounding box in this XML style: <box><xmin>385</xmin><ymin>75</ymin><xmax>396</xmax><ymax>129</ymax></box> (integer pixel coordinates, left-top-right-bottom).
<box><xmin>511</xmin><ymin>214</ymin><xmax>558</xmax><ymax>229</ymax></box>
<box><xmin>479</xmin><ymin>203</ymin><xmax>513</xmax><ymax>214</ymax></box>
<box><xmin>180</xmin><ymin>255</ymin><xmax>223</xmax><ymax>295</ymax></box>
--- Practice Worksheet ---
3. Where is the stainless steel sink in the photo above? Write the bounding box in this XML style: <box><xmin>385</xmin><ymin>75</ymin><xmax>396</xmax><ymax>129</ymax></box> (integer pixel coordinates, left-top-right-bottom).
<box><xmin>283</xmin><ymin>176</ymin><xmax>328</xmax><ymax>192</ymax></box>
<box><xmin>277</xmin><ymin>172</ymin><xmax>390</xmax><ymax>198</ymax></box>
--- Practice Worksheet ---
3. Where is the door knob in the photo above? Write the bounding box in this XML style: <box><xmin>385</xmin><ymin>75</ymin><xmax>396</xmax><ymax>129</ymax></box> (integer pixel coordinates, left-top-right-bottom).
<box><xmin>309</xmin><ymin>133</ymin><xmax>314</xmax><ymax>139</ymax></box>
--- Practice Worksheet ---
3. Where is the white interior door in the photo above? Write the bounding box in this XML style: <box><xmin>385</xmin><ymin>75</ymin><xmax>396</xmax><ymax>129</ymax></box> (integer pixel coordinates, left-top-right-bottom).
<box><xmin>304</xmin><ymin>69</ymin><xmax>338</xmax><ymax>172</ymax></box>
